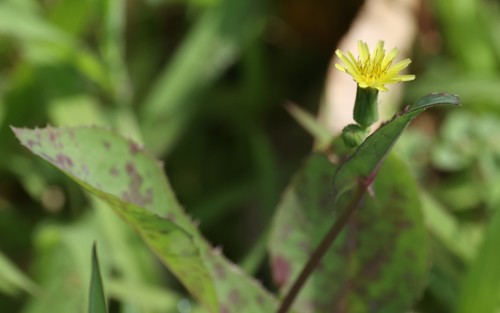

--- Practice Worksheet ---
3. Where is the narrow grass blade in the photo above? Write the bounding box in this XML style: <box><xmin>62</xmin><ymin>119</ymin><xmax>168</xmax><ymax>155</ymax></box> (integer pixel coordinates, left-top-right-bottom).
<box><xmin>0</xmin><ymin>250</ymin><xmax>39</xmax><ymax>296</ymax></box>
<box><xmin>88</xmin><ymin>244</ymin><xmax>107</xmax><ymax>313</ymax></box>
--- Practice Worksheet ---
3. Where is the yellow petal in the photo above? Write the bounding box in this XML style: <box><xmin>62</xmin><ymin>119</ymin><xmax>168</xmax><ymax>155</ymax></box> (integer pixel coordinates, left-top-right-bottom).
<box><xmin>381</xmin><ymin>48</ymin><xmax>399</xmax><ymax>69</ymax></box>
<box><xmin>334</xmin><ymin>40</ymin><xmax>415</xmax><ymax>91</ymax></box>
<box><xmin>358</xmin><ymin>41</ymin><xmax>369</xmax><ymax>63</ymax></box>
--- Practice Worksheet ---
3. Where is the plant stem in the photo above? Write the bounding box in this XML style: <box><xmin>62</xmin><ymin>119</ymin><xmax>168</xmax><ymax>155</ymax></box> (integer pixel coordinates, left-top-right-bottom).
<box><xmin>276</xmin><ymin>184</ymin><xmax>368</xmax><ymax>313</ymax></box>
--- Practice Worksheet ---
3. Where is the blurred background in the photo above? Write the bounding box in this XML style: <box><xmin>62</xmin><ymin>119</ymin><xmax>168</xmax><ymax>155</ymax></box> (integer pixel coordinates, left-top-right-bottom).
<box><xmin>1</xmin><ymin>0</ymin><xmax>500</xmax><ymax>312</ymax></box>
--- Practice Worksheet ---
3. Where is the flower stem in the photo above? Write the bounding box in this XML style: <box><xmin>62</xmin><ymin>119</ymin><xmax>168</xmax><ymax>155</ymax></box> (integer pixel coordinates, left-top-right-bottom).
<box><xmin>276</xmin><ymin>183</ymin><xmax>369</xmax><ymax>313</ymax></box>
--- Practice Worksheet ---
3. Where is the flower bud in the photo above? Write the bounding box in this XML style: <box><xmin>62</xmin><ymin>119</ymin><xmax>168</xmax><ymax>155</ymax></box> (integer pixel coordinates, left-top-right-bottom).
<box><xmin>342</xmin><ymin>124</ymin><xmax>368</xmax><ymax>148</ymax></box>
<box><xmin>354</xmin><ymin>87</ymin><xmax>379</xmax><ymax>128</ymax></box>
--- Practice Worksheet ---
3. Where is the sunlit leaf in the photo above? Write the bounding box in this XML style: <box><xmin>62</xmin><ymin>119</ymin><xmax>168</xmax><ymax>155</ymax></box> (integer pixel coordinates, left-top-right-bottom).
<box><xmin>21</xmin><ymin>211</ymin><xmax>164</xmax><ymax>313</ymax></box>
<box><xmin>13</xmin><ymin>126</ymin><xmax>277</xmax><ymax>312</ymax></box>
<box><xmin>47</xmin><ymin>0</ymin><xmax>96</xmax><ymax>36</ymax></box>
<box><xmin>106</xmin><ymin>279</ymin><xmax>181</xmax><ymax>311</ymax></box>
<box><xmin>22</xmin><ymin>217</ymin><xmax>97</xmax><ymax>313</ymax></box>
<box><xmin>0</xmin><ymin>1</ymin><xmax>109</xmax><ymax>90</ymax></box>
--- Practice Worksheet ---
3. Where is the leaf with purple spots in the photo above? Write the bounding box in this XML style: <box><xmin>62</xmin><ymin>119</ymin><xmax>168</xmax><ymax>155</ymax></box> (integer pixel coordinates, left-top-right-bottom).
<box><xmin>268</xmin><ymin>93</ymin><xmax>460</xmax><ymax>312</ymax></box>
<box><xmin>12</xmin><ymin>126</ymin><xmax>277</xmax><ymax>312</ymax></box>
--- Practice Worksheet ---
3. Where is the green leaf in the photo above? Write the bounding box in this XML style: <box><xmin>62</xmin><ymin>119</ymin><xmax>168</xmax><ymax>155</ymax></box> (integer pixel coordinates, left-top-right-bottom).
<box><xmin>23</xmin><ymin>215</ymin><xmax>99</xmax><ymax>313</ymax></box>
<box><xmin>12</xmin><ymin>126</ymin><xmax>277</xmax><ymax>312</ymax></box>
<box><xmin>0</xmin><ymin>1</ymin><xmax>109</xmax><ymax>90</ymax></box>
<box><xmin>91</xmin><ymin>197</ymin><xmax>173</xmax><ymax>313</ymax></box>
<box><xmin>89</xmin><ymin>244</ymin><xmax>107</xmax><ymax>313</ymax></box>
<box><xmin>22</xmin><ymin>211</ymin><xmax>164</xmax><ymax>313</ymax></box>
<box><xmin>268</xmin><ymin>93</ymin><xmax>459</xmax><ymax>312</ymax></box>
<box><xmin>0</xmin><ymin>250</ymin><xmax>39</xmax><ymax>296</ymax></box>
<box><xmin>285</xmin><ymin>102</ymin><xmax>334</xmax><ymax>151</ymax></box>
<box><xmin>421</xmin><ymin>192</ymin><xmax>481</xmax><ymax>262</ymax></box>
<box><xmin>269</xmin><ymin>154</ymin><xmax>428</xmax><ymax>312</ymax></box>
<box><xmin>411</xmin><ymin>92</ymin><xmax>460</xmax><ymax>109</ymax></box>
<box><xmin>47</xmin><ymin>0</ymin><xmax>96</xmax><ymax>36</ymax></box>
<box><xmin>0</xmin><ymin>1</ymin><xmax>70</xmax><ymax>44</ymax></box>
<box><xmin>335</xmin><ymin>93</ymin><xmax>460</xmax><ymax>188</ymax></box>
<box><xmin>457</xmin><ymin>199</ymin><xmax>500</xmax><ymax>313</ymax></box>
<box><xmin>48</xmin><ymin>95</ymin><xmax>106</xmax><ymax>127</ymax></box>
<box><xmin>139</xmin><ymin>0</ymin><xmax>266</xmax><ymax>155</ymax></box>
<box><xmin>106</xmin><ymin>279</ymin><xmax>182</xmax><ymax>311</ymax></box>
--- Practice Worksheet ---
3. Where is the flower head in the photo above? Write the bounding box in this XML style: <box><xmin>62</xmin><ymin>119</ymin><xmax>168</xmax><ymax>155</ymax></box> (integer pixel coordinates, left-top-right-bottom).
<box><xmin>335</xmin><ymin>40</ymin><xmax>415</xmax><ymax>92</ymax></box>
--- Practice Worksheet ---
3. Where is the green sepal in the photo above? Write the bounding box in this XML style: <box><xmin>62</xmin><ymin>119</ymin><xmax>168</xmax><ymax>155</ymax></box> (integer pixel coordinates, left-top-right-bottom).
<box><xmin>341</xmin><ymin>124</ymin><xmax>368</xmax><ymax>148</ymax></box>
<box><xmin>354</xmin><ymin>86</ymin><xmax>379</xmax><ymax>127</ymax></box>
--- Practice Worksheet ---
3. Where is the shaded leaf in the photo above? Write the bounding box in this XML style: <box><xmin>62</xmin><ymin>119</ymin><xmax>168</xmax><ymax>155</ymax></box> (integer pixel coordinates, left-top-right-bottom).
<box><xmin>268</xmin><ymin>93</ymin><xmax>459</xmax><ymax>312</ymax></box>
<box><xmin>421</xmin><ymin>192</ymin><xmax>481</xmax><ymax>262</ymax></box>
<box><xmin>411</xmin><ymin>92</ymin><xmax>460</xmax><ymax>109</ymax></box>
<box><xmin>140</xmin><ymin>0</ymin><xmax>266</xmax><ymax>155</ymax></box>
<box><xmin>0</xmin><ymin>250</ymin><xmax>39</xmax><ymax>296</ymax></box>
<box><xmin>13</xmin><ymin>126</ymin><xmax>277</xmax><ymax>312</ymax></box>
<box><xmin>334</xmin><ymin>93</ymin><xmax>460</xmax><ymax>189</ymax></box>
<box><xmin>88</xmin><ymin>244</ymin><xmax>107</xmax><ymax>313</ymax></box>
<box><xmin>285</xmin><ymin>102</ymin><xmax>334</xmax><ymax>151</ymax></box>
<box><xmin>270</xmin><ymin>154</ymin><xmax>428</xmax><ymax>312</ymax></box>
<box><xmin>457</xmin><ymin>195</ymin><xmax>500</xmax><ymax>313</ymax></box>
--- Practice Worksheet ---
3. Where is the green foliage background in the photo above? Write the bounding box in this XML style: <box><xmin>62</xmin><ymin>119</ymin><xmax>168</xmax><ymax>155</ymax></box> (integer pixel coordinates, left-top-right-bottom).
<box><xmin>1</xmin><ymin>0</ymin><xmax>500</xmax><ymax>312</ymax></box>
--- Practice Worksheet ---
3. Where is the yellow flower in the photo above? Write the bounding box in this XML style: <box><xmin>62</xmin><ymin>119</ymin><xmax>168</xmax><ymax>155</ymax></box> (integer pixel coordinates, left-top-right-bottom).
<box><xmin>335</xmin><ymin>40</ymin><xmax>415</xmax><ymax>92</ymax></box>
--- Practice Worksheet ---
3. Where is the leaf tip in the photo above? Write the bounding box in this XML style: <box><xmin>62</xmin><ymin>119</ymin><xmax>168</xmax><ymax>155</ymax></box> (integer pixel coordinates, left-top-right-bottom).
<box><xmin>10</xmin><ymin>126</ymin><xmax>34</xmax><ymax>148</ymax></box>
<box><xmin>433</xmin><ymin>92</ymin><xmax>461</xmax><ymax>106</ymax></box>
<box><xmin>92</xmin><ymin>242</ymin><xmax>97</xmax><ymax>257</ymax></box>
<box><xmin>10</xmin><ymin>126</ymin><xmax>23</xmax><ymax>137</ymax></box>
<box><xmin>412</xmin><ymin>92</ymin><xmax>461</xmax><ymax>110</ymax></box>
